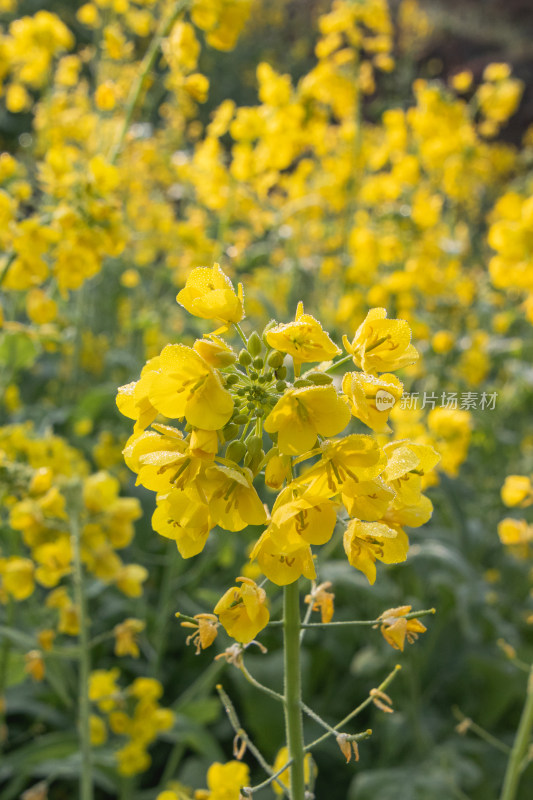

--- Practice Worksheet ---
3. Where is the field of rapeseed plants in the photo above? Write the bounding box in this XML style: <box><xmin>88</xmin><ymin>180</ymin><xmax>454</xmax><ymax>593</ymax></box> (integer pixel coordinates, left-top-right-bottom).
<box><xmin>0</xmin><ymin>0</ymin><xmax>532</xmax><ymax>798</ymax></box>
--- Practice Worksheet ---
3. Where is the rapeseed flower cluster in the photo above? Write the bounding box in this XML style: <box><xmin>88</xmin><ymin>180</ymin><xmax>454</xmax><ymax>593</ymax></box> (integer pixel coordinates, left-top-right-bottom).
<box><xmin>0</xmin><ymin>0</ymin><xmax>524</xmax><ymax>497</ymax></box>
<box><xmin>156</xmin><ymin>760</ymin><xmax>250</xmax><ymax>800</ymax></box>
<box><xmin>0</xmin><ymin>0</ymin><xmax>530</xmax><ymax>794</ymax></box>
<box><xmin>0</xmin><ymin>424</ymin><xmax>146</xmax><ymax>667</ymax></box>
<box><xmin>118</xmin><ymin>264</ymin><xmax>440</xmax><ymax>642</ymax></box>
<box><xmin>88</xmin><ymin>671</ymin><xmax>175</xmax><ymax>775</ymax></box>
<box><xmin>498</xmin><ymin>474</ymin><xmax>533</xmax><ymax>559</ymax></box>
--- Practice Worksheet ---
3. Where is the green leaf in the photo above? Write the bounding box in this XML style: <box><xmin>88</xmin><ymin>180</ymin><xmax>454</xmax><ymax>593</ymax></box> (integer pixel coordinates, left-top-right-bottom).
<box><xmin>178</xmin><ymin>697</ymin><xmax>221</xmax><ymax>725</ymax></box>
<box><xmin>0</xmin><ymin>332</ymin><xmax>39</xmax><ymax>371</ymax></box>
<box><xmin>0</xmin><ymin>733</ymin><xmax>78</xmax><ymax>781</ymax></box>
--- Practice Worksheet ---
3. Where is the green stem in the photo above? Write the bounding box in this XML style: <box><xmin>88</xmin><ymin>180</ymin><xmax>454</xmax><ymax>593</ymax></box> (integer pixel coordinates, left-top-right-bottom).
<box><xmin>240</xmin><ymin>661</ymin><xmax>284</xmax><ymax>703</ymax></box>
<box><xmin>153</xmin><ymin>541</ymin><xmax>180</xmax><ymax>676</ymax></box>
<box><xmin>0</xmin><ymin>600</ymin><xmax>14</xmax><ymax>751</ymax></box>
<box><xmin>305</xmin><ymin>664</ymin><xmax>400</xmax><ymax>752</ymax></box>
<box><xmin>217</xmin><ymin>685</ymin><xmax>289</xmax><ymax>797</ymax></box>
<box><xmin>109</xmin><ymin>0</ymin><xmax>190</xmax><ymax>163</ymax></box>
<box><xmin>69</xmin><ymin>491</ymin><xmax>93</xmax><ymax>800</ymax></box>
<box><xmin>268</xmin><ymin>608</ymin><xmax>436</xmax><ymax>629</ymax></box>
<box><xmin>234</xmin><ymin>322</ymin><xmax>248</xmax><ymax>345</ymax></box>
<box><xmin>283</xmin><ymin>581</ymin><xmax>305</xmax><ymax>800</ymax></box>
<box><xmin>253</xmin><ymin>667</ymin><xmax>398</xmax><ymax>796</ymax></box>
<box><xmin>324</xmin><ymin>353</ymin><xmax>353</xmax><ymax>373</ymax></box>
<box><xmin>500</xmin><ymin>664</ymin><xmax>533</xmax><ymax>800</ymax></box>
<box><xmin>0</xmin><ymin>253</ymin><xmax>15</xmax><ymax>288</ymax></box>
<box><xmin>453</xmin><ymin>707</ymin><xmax>511</xmax><ymax>755</ymax></box>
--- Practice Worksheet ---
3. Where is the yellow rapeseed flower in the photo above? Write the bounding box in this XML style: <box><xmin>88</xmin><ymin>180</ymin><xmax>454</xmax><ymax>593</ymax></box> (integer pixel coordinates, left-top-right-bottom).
<box><xmin>501</xmin><ymin>475</ymin><xmax>533</xmax><ymax>507</ymax></box>
<box><xmin>176</xmin><ymin>263</ymin><xmax>244</xmax><ymax>329</ymax></box>
<box><xmin>214</xmin><ymin>577</ymin><xmax>269</xmax><ymax>643</ymax></box>
<box><xmin>342</xmin><ymin>371</ymin><xmax>403</xmax><ymax>432</ymax></box>
<box><xmin>152</xmin><ymin>489</ymin><xmax>211</xmax><ymax>557</ymax></box>
<box><xmin>343</xmin><ymin>519</ymin><xmax>409</xmax><ymax>584</ymax></box>
<box><xmin>377</xmin><ymin>605</ymin><xmax>427</xmax><ymax>651</ymax></box>
<box><xmin>148</xmin><ymin>344</ymin><xmax>234</xmax><ymax>429</ymax></box>
<box><xmin>250</xmin><ymin>529</ymin><xmax>316</xmax><ymax>585</ymax></box>
<box><xmin>343</xmin><ymin>308</ymin><xmax>418</xmax><ymax>374</ymax></box>
<box><xmin>264</xmin><ymin>385</ymin><xmax>351</xmax><ymax>455</ymax></box>
<box><xmin>266</xmin><ymin>302</ymin><xmax>340</xmax><ymax>375</ymax></box>
<box><xmin>297</xmin><ymin>434</ymin><xmax>386</xmax><ymax>497</ymax></box>
<box><xmin>203</xmin><ymin>464</ymin><xmax>267</xmax><ymax>531</ymax></box>
<box><xmin>203</xmin><ymin>760</ymin><xmax>250</xmax><ymax>799</ymax></box>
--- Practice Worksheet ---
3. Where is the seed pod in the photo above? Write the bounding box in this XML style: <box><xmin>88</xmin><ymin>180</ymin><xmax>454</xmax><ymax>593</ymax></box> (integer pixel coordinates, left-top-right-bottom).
<box><xmin>267</xmin><ymin>350</ymin><xmax>284</xmax><ymax>369</ymax></box>
<box><xmin>238</xmin><ymin>350</ymin><xmax>252</xmax><ymax>366</ymax></box>
<box><xmin>247</xmin><ymin>331</ymin><xmax>262</xmax><ymax>356</ymax></box>
<box><xmin>246</xmin><ymin>435</ymin><xmax>263</xmax><ymax>455</ymax></box>
<box><xmin>226</xmin><ymin>440</ymin><xmax>246</xmax><ymax>463</ymax></box>
<box><xmin>306</xmin><ymin>371</ymin><xmax>333</xmax><ymax>385</ymax></box>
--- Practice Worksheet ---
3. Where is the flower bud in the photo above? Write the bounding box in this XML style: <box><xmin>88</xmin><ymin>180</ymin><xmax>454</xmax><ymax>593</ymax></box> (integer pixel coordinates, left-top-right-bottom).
<box><xmin>252</xmin><ymin>356</ymin><xmax>263</xmax><ymax>369</ymax></box>
<box><xmin>246</xmin><ymin>435</ymin><xmax>263</xmax><ymax>456</ymax></box>
<box><xmin>306</xmin><ymin>371</ymin><xmax>333</xmax><ymax>385</ymax></box>
<box><xmin>275</xmin><ymin>366</ymin><xmax>287</xmax><ymax>379</ymax></box>
<box><xmin>193</xmin><ymin>337</ymin><xmax>236</xmax><ymax>367</ymax></box>
<box><xmin>294</xmin><ymin>379</ymin><xmax>313</xmax><ymax>388</ymax></box>
<box><xmin>233</xmin><ymin>414</ymin><xmax>249</xmax><ymax>425</ymax></box>
<box><xmin>238</xmin><ymin>350</ymin><xmax>252</xmax><ymax>366</ymax></box>
<box><xmin>223</xmin><ymin>423</ymin><xmax>239</xmax><ymax>441</ymax></box>
<box><xmin>247</xmin><ymin>331</ymin><xmax>262</xmax><ymax>356</ymax></box>
<box><xmin>267</xmin><ymin>350</ymin><xmax>284</xmax><ymax>368</ymax></box>
<box><xmin>265</xmin><ymin>451</ymin><xmax>289</xmax><ymax>489</ymax></box>
<box><xmin>245</xmin><ymin>449</ymin><xmax>265</xmax><ymax>472</ymax></box>
<box><xmin>226</xmin><ymin>441</ymin><xmax>246</xmax><ymax>463</ymax></box>
<box><xmin>276</xmin><ymin>380</ymin><xmax>287</xmax><ymax>392</ymax></box>
<box><xmin>262</xmin><ymin>319</ymin><xmax>277</xmax><ymax>344</ymax></box>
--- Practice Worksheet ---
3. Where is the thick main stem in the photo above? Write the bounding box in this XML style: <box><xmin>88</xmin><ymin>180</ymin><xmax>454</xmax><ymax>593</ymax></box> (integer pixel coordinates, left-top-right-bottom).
<box><xmin>70</xmin><ymin>493</ymin><xmax>93</xmax><ymax>800</ymax></box>
<box><xmin>500</xmin><ymin>664</ymin><xmax>533</xmax><ymax>800</ymax></box>
<box><xmin>283</xmin><ymin>581</ymin><xmax>306</xmax><ymax>800</ymax></box>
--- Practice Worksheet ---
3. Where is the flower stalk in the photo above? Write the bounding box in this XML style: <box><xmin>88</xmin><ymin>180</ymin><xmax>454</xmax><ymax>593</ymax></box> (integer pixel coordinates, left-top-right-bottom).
<box><xmin>110</xmin><ymin>0</ymin><xmax>190</xmax><ymax>163</ymax></box>
<box><xmin>283</xmin><ymin>580</ymin><xmax>306</xmax><ymax>800</ymax></box>
<box><xmin>500</xmin><ymin>664</ymin><xmax>533</xmax><ymax>800</ymax></box>
<box><xmin>68</xmin><ymin>487</ymin><xmax>93</xmax><ymax>800</ymax></box>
